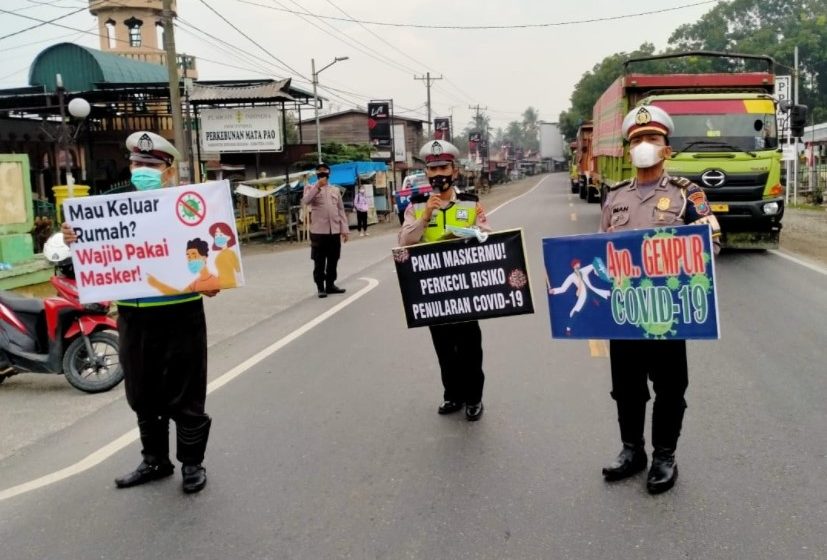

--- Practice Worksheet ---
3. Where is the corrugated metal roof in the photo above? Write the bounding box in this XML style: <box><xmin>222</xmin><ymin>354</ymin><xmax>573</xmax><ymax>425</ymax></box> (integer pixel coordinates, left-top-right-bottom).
<box><xmin>189</xmin><ymin>79</ymin><xmax>295</xmax><ymax>103</ymax></box>
<box><xmin>28</xmin><ymin>43</ymin><xmax>168</xmax><ymax>93</ymax></box>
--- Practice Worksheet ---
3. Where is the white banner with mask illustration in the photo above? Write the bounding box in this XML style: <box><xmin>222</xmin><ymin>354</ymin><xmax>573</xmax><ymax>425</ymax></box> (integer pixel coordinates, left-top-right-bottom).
<box><xmin>62</xmin><ymin>180</ymin><xmax>245</xmax><ymax>304</ymax></box>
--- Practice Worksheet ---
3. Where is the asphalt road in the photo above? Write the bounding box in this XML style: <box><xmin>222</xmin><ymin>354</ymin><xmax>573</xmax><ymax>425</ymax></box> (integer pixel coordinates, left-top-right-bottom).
<box><xmin>1</xmin><ymin>174</ymin><xmax>825</xmax><ymax>559</ymax></box>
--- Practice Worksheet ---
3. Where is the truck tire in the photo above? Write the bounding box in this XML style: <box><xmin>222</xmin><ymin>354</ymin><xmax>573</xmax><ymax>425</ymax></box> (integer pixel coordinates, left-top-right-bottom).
<box><xmin>587</xmin><ymin>188</ymin><xmax>600</xmax><ymax>203</ymax></box>
<box><xmin>62</xmin><ymin>331</ymin><xmax>123</xmax><ymax>393</ymax></box>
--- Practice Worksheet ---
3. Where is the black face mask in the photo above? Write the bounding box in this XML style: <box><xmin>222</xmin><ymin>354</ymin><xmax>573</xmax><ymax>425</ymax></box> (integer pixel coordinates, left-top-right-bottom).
<box><xmin>317</xmin><ymin>172</ymin><xmax>330</xmax><ymax>179</ymax></box>
<box><xmin>429</xmin><ymin>174</ymin><xmax>453</xmax><ymax>191</ymax></box>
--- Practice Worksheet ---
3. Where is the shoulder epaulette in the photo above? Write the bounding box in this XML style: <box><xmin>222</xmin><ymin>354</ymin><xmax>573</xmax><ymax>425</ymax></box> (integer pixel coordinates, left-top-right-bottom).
<box><xmin>668</xmin><ymin>176</ymin><xmax>695</xmax><ymax>189</ymax></box>
<box><xmin>457</xmin><ymin>192</ymin><xmax>479</xmax><ymax>202</ymax></box>
<box><xmin>410</xmin><ymin>193</ymin><xmax>429</xmax><ymax>204</ymax></box>
<box><xmin>608</xmin><ymin>180</ymin><xmax>632</xmax><ymax>191</ymax></box>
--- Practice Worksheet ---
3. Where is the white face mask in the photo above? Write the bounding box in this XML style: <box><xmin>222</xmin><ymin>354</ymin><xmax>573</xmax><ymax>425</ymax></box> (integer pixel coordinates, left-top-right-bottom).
<box><xmin>630</xmin><ymin>142</ymin><xmax>664</xmax><ymax>169</ymax></box>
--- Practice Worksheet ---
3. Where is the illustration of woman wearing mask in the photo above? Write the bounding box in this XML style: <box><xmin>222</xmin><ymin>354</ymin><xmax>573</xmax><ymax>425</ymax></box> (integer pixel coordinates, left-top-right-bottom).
<box><xmin>208</xmin><ymin>222</ymin><xmax>240</xmax><ymax>288</ymax></box>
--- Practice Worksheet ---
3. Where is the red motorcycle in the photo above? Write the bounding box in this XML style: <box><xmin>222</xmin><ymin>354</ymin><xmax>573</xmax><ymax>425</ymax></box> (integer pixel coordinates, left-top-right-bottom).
<box><xmin>0</xmin><ymin>234</ymin><xmax>122</xmax><ymax>393</ymax></box>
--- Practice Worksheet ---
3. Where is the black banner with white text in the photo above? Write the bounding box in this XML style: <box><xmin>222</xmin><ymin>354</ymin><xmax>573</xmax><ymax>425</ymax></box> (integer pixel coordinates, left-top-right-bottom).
<box><xmin>392</xmin><ymin>229</ymin><xmax>534</xmax><ymax>328</ymax></box>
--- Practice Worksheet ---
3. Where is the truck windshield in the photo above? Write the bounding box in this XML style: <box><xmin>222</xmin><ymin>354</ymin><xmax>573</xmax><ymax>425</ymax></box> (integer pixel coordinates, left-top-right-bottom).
<box><xmin>651</xmin><ymin>99</ymin><xmax>778</xmax><ymax>153</ymax></box>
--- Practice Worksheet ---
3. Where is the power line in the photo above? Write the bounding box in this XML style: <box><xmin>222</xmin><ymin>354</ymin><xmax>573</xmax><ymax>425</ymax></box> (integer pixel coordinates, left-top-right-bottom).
<box><xmin>175</xmin><ymin>18</ymin><xmax>366</xmax><ymax>110</ymax></box>
<box><xmin>196</xmin><ymin>0</ymin><xmax>309</xmax><ymax>80</ymax></box>
<box><xmin>276</xmin><ymin>0</ymin><xmax>419</xmax><ymax>75</ymax></box>
<box><xmin>322</xmin><ymin>0</ymin><xmax>428</xmax><ymax>73</ymax></box>
<box><xmin>0</xmin><ymin>4</ymin><xmax>91</xmax><ymax>42</ymax></box>
<box><xmin>236</xmin><ymin>0</ymin><xmax>720</xmax><ymax>30</ymax></box>
<box><xmin>0</xmin><ymin>25</ymin><xmax>95</xmax><ymax>54</ymax></box>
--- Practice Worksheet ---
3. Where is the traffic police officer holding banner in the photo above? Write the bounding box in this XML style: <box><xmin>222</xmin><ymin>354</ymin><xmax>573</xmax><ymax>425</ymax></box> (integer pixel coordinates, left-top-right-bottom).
<box><xmin>399</xmin><ymin>140</ymin><xmax>491</xmax><ymax>421</ymax></box>
<box><xmin>599</xmin><ymin>106</ymin><xmax>721</xmax><ymax>494</ymax></box>
<box><xmin>62</xmin><ymin>132</ymin><xmax>216</xmax><ymax>494</ymax></box>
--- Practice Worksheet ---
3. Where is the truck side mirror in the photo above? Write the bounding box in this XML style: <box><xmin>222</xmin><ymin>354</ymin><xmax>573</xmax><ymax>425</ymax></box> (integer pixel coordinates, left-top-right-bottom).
<box><xmin>790</xmin><ymin>104</ymin><xmax>808</xmax><ymax>138</ymax></box>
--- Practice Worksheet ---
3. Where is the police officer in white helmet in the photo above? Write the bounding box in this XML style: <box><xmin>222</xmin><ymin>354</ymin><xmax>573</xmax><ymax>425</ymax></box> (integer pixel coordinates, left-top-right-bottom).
<box><xmin>599</xmin><ymin>106</ymin><xmax>720</xmax><ymax>494</ymax></box>
<box><xmin>399</xmin><ymin>139</ymin><xmax>492</xmax><ymax>421</ymax></box>
<box><xmin>62</xmin><ymin>131</ymin><xmax>217</xmax><ymax>494</ymax></box>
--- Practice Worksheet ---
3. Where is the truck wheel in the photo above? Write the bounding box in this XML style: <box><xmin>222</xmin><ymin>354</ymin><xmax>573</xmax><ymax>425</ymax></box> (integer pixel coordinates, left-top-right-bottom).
<box><xmin>63</xmin><ymin>331</ymin><xmax>123</xmax><ymax>393</ymax></box>
<box><xmin>587</xmin><ymin>188</ymin><xmax>599</xmax><ymax>203</ymax></box>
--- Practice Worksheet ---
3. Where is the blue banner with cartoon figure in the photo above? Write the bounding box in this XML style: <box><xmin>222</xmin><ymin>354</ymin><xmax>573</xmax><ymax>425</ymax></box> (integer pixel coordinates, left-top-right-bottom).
<box><xmin>542</xmin><ymin>224</ymin><xmax>719</xmax><ymax>340</ymax></box>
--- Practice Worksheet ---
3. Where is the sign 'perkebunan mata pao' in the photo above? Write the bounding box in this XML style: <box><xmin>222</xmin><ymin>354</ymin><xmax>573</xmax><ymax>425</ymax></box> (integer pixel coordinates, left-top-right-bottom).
<box><xmin>543</xmin><ymin>224</ymin><xmax>719</xmax><ymax>340</ymax></box>
<box><xmin>63</xmin><ymin>180</ymin><xmax>244</xmax><ymax>304</ymax></box>
<box><xmin>393</xmin><ymin>229</ymin><xmax>534</xmax><ymax>328</ymax></box>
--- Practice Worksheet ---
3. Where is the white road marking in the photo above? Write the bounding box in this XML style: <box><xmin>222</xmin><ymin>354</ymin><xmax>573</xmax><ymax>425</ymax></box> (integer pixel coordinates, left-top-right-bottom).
<box><xmin>487</xmin><ymin>175</ymin><xmax>549</xmax><ymax>215</ymax></box>
<box><xmin>769</xmin><ymin>249</ymin><xmax>827</xmax><ymax>276</ymax></box>
<box><xmin>0</xmin><ymin>277</ymin><xmax>380</xmax><ymax>503</ymax></box>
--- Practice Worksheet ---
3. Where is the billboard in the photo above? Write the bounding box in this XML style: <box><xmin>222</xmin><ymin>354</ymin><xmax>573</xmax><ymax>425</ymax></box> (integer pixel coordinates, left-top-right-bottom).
<box><xmin>200</xmin><ymin>107</ymin><xmax>282</xmax><ymax>152</ymax></box>
<box><xmin>434</xmin><ymin>117</ymin><xmax>451</xmax><ymax>142</ymax></box>
<box><xmin>368</xmin><ymin>101</ymin><xmax>392</xmax><ymax>150</ymax></box>
<box><xmin>393</xmin><ymin>123</ymin><xmax>406</xmax><ymax>162</ymax></box>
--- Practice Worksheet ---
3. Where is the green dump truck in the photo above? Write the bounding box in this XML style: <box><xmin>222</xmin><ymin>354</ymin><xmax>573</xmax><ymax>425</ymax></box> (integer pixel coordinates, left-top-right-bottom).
<box><xmin>592</xmin><ymin>51</ymin><xmax>804</xmax><ymax>249</ymax></box>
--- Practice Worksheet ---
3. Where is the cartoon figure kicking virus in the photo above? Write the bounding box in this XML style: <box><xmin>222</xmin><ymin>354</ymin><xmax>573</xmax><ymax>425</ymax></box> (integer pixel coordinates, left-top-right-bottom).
<box><xmin>548</xmin><ymin>258</ymin><xmax>611</xmax><ymax>318</ymax></box>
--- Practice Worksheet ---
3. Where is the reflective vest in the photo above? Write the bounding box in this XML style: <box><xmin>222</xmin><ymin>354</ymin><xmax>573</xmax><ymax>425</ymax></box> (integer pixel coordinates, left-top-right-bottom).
<box><xmin>412</xmin><ymin>197</ymin><xmax>478</xmax><ymax>243</ymax></box>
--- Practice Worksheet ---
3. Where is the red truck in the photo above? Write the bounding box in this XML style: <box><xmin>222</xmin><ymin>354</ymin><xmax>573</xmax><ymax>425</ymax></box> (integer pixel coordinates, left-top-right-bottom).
<box><xmin>574</xmin><ymin>121</ymin><xmax>598</xmax><ymax>201</ymax></box>
<box><xmin>590</xmin><ymin>51</ymin><xmax>807</xmax><ymax>248</ymax></box>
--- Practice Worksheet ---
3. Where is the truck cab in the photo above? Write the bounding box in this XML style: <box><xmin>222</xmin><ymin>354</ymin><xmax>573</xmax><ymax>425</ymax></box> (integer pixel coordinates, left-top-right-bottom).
<box><xmin>653</xmin><ymin>94</ymin><xmax>784</xmax><ymax>248</ymax></box>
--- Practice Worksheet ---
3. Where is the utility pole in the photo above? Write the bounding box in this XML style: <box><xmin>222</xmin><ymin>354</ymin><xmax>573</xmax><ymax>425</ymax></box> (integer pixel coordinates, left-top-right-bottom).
<box><xmin>162</xmin><ymin>0</ymin><xmax>186</xmax><ymax>183</ymax></box>
<box><xmin>414</xmin><ymin>72</ymin><xmax>443</xmax><ymax>137</ymax></box>
<box><xmin>793</xmin><ymin>44</ymin><xmax>799</xmax><ymax>205</ymax></box>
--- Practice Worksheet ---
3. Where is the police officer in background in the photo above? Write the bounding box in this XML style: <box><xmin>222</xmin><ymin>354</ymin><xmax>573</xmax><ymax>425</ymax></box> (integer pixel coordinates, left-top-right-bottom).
<box><xmin>599</xmin><ymin>106</ymin><xmax>721</xmax><ymax>494</ymax></box>
<box><xmin>63</xmin><ymin>131</ymin><xmax>216</xmax><ymax>494</ymax></box>
<box><xmin>399</xmin><ymin>140</ymin><xmax>491</xmax><ymax>421</ymax></box>
<box><xmin>302</xmin><ymin>162</ymin><xmax>349</xmax><ymax>298</ymax></box>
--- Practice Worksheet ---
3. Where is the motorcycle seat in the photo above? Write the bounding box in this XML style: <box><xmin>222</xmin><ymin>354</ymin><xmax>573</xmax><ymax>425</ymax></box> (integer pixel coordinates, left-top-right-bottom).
<box><xmin>0</xmin><ymin>292</ymin><xmax>45</xmax><ymax>315</ymax></box>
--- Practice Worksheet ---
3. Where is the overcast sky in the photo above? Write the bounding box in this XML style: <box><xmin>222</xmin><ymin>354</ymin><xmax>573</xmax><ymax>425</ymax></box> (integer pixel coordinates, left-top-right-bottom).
<box><xmin>0</xmin><ymin>0</ymin><xmax>718</xmax><ymax>132</ymax></box>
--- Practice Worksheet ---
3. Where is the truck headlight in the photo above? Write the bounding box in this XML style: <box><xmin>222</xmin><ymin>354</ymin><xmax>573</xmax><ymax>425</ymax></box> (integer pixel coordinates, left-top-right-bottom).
<box><xmin>763</xmin><ymin>202</ymin><xmax>780</xmax><ymax>215</ymax></box>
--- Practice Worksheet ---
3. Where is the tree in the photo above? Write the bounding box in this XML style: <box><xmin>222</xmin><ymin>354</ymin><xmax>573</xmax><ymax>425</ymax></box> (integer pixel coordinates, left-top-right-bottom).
<box><xmin>669</xmin><ymin>0</ymin><xmax>827</xmax><ymax>121</ymax></box>
<box><xmin>521</xmin><ymin>107</ymin><xmax>540</xmax><ymax>152</ymax></box>
<box><xmin>557</xmin><ymin>43</ymin><xmax>657</xmax><ymax>138</ymax></box>
<box><xmin>300</xmin><ymin>142</ymin><xmax>372</xmax><ymax>167</ymax></box>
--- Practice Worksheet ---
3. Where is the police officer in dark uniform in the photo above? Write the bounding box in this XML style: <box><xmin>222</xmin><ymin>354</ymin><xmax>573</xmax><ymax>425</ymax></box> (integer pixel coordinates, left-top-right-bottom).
<box><xmin>399</xmin><ymin>140</ymin><xmax>492</xmax><ymax>421</ymax></box>
<box><xmin>63</xmin><ymin>131</ymin><xmax>216</xmax><ymax>494</ymax></box>
<box><xmin>599</xmin><ymin>106</ymin><xmax>721</xmax><ymax>494</ymax></box>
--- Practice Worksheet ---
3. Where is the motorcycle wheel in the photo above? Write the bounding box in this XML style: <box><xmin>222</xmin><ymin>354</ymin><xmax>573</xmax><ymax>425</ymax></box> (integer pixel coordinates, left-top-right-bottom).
<box><xmin>62</xmin><ymin>331</ymin><xmax>123</xmax><ymax>393</ymax></box>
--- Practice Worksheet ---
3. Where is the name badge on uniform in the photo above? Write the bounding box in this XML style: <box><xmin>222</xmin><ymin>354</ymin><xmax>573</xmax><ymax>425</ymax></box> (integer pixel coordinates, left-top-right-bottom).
<box><xmin>657</xmin><ymin>197</ymin><xmax>671</xmax><ymax>211</ymax></box>
<box><xmin>456</xmin><ymin>209</ymin><xmax>469</xmax><ymax>221</ymax></box>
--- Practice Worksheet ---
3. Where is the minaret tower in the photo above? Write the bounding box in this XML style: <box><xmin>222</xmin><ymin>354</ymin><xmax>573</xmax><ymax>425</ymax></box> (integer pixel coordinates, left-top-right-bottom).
<box><xmin>88</xmin><ymin>0</ymin><xmax>197</xmax><ymax>77</ymax></box>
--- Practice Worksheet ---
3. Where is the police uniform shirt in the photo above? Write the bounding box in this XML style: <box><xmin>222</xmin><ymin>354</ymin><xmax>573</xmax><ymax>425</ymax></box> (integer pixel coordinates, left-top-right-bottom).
<box><xmin>600</xmin><ymin>173</ymin><xmax>721</xmax><ymax>252</ymax></box>
<box><xmin>398</xmin><ymin>188</ymin><xmax>491</xmax><ymax>246</ymax></box>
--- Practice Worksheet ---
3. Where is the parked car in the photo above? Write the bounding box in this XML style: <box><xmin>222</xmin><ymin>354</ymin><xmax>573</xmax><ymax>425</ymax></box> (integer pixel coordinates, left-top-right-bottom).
<box><xmin>394</xmin><ymin>173</ymin><xmax>432</xmax><ymax>215</ymax></box>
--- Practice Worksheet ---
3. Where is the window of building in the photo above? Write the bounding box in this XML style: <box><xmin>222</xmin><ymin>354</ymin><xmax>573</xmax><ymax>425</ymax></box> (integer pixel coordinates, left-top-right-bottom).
<box><xmin>125</xmin><ymin>17</ymin><xmax>143</xmax><ymax>47</ymax></box>
<box><xmin>105</xmin><ymin>19</ymin><xmax>116</xmax><ymax>49</ymax></box>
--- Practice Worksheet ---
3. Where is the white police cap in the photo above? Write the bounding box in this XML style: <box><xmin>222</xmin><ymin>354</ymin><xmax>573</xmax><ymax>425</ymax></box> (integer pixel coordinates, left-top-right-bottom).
<box><xmin>126</xmin><ymin>131</ymin><xmax>180</xmax><ymax>165</ymax></box>
<box><xmin>418</xmin><ymin>139</ymin><xmax>460</xmax><ymax>167</ymax></box>
<box><xmin>622</xmin><ymin>105</ymin><xmax>675</xmax><ymax>141</ymax></box>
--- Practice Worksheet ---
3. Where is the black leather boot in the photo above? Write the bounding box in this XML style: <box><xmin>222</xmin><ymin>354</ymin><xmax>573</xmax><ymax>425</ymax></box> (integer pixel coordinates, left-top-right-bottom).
<box><xmin>115</xmin><ymin>460</ymin><xmax>175</xmax><ymax>488</ymax></box>
<box><xmin>182</xmin><ymin>464</ymin><xmax>207</xmax><ymax>493</ymax></box>
<box><xmin>647</xmin><ymin>449</ymin><xmax>678</xmax><ymax>494</ymax></box>
<box><xmin>177</xmin><ymin>417</ymin><xmax>211</xmax><ymax>493</ymax></box>
<box><xmin>438</xmin><ymin>400</ymin><xmax>464</xmax><ymax>414</ymax></box>
<box><xmin>604</xmin><ymin>398</ymin><xmax>646</xmax><ymax>480</ymax></box>
<box><xmin>602</xmin><ymin>443</ymin><xmax>647</xmax><ymax>481</ymax></box>
<box><xmin>465</xmin><ymin>402</ymin><xmax>484</xmax><ymax>421</ymax></box>
<box><xmin>116</xmin><ymin>418</ymin><xmax>174</xmax><ymax>488</ymax></box>
<box><xmin>325</xmin><ymin>284</ymin><xmax>346</xmax><ymax>294</ymax></box>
